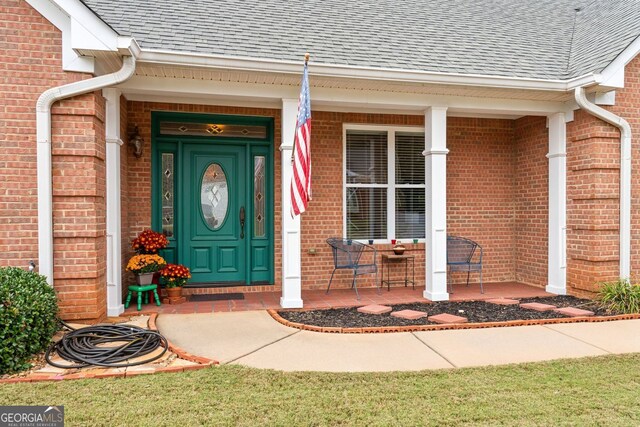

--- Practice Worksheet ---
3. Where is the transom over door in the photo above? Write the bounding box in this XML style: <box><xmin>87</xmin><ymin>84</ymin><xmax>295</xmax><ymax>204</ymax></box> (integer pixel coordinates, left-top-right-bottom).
<box><xmin>182</xmin><ymin>144</ymin><xmax>247</xmax><ymax>284</ymax></box>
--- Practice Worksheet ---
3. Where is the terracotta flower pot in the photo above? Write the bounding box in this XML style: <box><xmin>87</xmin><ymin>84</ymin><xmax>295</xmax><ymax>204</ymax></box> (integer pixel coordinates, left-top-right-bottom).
<box><xmin>166</xmin><ymin>287</ymin><xmax>183</xmax><ymax>298</ymax></box>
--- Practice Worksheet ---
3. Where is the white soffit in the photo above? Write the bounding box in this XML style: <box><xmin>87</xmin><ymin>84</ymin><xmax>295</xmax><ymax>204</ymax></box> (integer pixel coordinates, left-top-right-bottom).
<box><xmin>119</xmin><ymin>77</ymin><xmax>564</xmax><ymax>119</ymax></box>
<box><xmin>132</xmin><ymin>63</ymin><xmax>574</xmax><ymax>103</ymax></box>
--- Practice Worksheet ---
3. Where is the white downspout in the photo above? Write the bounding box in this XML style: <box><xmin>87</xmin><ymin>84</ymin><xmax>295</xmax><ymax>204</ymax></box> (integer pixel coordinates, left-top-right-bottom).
<box><xmin>574</xmin><ymin>86</ymin><xmax>632</xmax><ymax>279</ymax></box>
<box><xmin>36</xmin><ymin>55</ymin><xmax>137</xmax><ymax>284</ymax></box>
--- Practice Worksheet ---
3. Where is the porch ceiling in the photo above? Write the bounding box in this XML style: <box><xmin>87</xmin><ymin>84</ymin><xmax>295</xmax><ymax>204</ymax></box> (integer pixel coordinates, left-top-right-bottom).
<box><xmin>117</xmin><ymin>63</ymin><xmax>578</xmax><ymax>119</ymax></box>
<box><xmin>134</xmin><ymin>63</ymin><xmax>574</xmax><ymax>102</ymax></box>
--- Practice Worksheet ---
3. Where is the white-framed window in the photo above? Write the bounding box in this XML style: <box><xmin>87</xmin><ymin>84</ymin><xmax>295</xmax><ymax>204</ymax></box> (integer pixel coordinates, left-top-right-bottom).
<box><xmin>343</xmin><ymin>125</ymin><xmax>426</xmax><ymax>242</ymax></box>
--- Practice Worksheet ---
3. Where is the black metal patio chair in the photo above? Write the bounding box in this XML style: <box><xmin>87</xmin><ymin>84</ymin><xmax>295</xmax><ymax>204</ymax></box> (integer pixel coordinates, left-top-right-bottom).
<box><xmin>326</xmin><ymin>238</ymin><xmax>379</xmax><ymax>300</ymax></box>
<box><xmin>447</xmin><ymin>236</ymin><xmax>484</xmax><ymax>294</ymax></box>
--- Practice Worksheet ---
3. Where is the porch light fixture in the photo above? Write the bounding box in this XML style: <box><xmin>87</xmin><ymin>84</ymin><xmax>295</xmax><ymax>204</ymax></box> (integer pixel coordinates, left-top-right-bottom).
<box><xmin>129</xmin><ymin>126</ymin><xmax>144</xmax><ymax>158</ymax></box>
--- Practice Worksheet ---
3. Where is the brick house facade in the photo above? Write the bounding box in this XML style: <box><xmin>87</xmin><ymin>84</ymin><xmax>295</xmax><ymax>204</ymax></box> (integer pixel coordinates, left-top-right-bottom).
<box><xmin>1</xmin><ymin>1</ymin><xmax>639</xmax><ymax>321</ymax></box>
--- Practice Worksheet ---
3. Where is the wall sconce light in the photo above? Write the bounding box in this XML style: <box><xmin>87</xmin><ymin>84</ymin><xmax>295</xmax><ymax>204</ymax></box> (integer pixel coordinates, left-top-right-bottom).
<box><xmin>129</xmin><ymin>126</ymin><xmax>144</xmax><ymax>158</ymax></box>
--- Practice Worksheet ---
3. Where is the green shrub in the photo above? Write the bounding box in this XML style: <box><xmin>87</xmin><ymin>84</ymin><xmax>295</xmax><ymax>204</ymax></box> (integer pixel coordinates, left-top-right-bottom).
<box><xmin>0</xmin><ymin>267</ymin><xmax>58</xmax><ymax>374</ymax></box>
<box><xmin>599</xmin><ymin>279</ymin><xmax>640</xmax><ymax>314</ymax></box>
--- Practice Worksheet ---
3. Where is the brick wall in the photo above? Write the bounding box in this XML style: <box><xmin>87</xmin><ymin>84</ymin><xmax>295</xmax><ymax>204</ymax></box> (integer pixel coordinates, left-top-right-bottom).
<box><xmin>124</xmin><ymin>105</ymin><xmax>523</xmax><ymax>292</ymax></box>
<box><xmin>300</xmin><ymin>112</ymin><xmax>427</xmax><ymax>290</ymax></box>
<box><xmin>514</xmin><ymin>116</ymin><xmax>548</xmax><ymax>287</ymax></box>
<box><xmin>447</xmin><ymin>117</ymin><xmax>517</xmax><ymax>285</ymax></box>
<box><xmin>0</xmin><ymin>1</ymin><xmax>107</xmax><ymax>321</ymax></box>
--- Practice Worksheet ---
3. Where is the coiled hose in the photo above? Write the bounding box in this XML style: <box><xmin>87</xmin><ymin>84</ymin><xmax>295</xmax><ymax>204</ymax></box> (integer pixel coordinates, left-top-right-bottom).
<box><xmin>45</xmin><ymin>320</ymin><xmax>168</xmax><ymax>368</ymax></box>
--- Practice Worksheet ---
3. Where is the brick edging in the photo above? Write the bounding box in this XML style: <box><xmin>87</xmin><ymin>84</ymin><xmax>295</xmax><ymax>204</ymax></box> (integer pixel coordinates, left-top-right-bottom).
<box><xmin>267</xmin><ymin>309</ymin><xmax>640</xmax><ymax>334</ymax></box>
<box><xmin>0</xmin><ymin>313</ymin><xmax>219</xmax><ymax>384</ymax></box>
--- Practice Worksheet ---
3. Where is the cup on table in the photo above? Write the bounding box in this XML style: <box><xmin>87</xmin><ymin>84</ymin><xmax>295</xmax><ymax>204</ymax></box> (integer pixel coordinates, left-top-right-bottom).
<box><xmin>413</xmin><ymin>238</ymin><xmax>419</xmax><ymax>244</ymax></box>
<box><xmin>368</xmin><ymin>239</ymin><xmax>374</xmax><ymax>245</ymax></box>
<box><xmin>391</xmin><ymin>239</ymin><xmax>397</xmax><ymax>245</ymax></box>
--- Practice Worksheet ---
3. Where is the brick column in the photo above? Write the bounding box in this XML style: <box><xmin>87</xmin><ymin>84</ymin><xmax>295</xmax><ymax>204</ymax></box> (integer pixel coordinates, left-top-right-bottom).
<box><xmin>424</xmin><ymin>107</ymin><xmax>449</xmax><ymax>301</ymax></box>
<box><xmin>280</xmin><ymin>99</ymin><xmax>303</xmax><ymax>308</ymax></box>
<box><xmin>51</xmin><ymin>92</ymin><xmax>108</xmax><ymax>321</ymax></box>
<box><xmin>547</xmin><ymin>113</ymin><xmax>567</xmax><ymax>294</ymax></box>
<box><xmin>566</xmin><ymin>110</ymin><xmax>620</xmax><ymax>295</ymax></box>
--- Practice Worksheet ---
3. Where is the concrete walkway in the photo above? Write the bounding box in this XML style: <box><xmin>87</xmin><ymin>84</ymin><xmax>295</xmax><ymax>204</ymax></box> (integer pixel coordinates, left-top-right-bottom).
<box><xmin>156</xmin><ymin>312</ymin><xmax>640</xmax><ymax>372</ymax></box>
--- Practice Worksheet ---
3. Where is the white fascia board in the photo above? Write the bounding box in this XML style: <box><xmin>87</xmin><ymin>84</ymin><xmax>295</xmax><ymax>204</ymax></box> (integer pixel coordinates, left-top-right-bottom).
<box><xmin>118</xmin><ymin>37</ymin><xmax>142</xmax><ymax>58</ymax></box>
<box><xmin>118</xmin><ymin>75</ymin><xmax>567</xmax><ymax>115</ymax></box>
<box><xmin>138</xmin><ymin>49</ymin><xmax>601</xmax><ymax>92</ymax></box>
<box><xmin>25</xmin><ymin>0</ymin><xmax>93</xmax><ymax>72</ymax></box>
<box><xmin>54</xmin><ymin>0</ymin><xmax>118</xmax><ymax>51</ymax></box>
<box><xmin>26</xmin><ymin>0</ymin><xmax>120</xmax><ymax>73</ymax></box>
<box><xmin>69</xmin><ymin>17</ymin><xmax>115</xmax><ymax>52</ymax></box>
<box><xmin>598</xmin><ymin>35</ymin><xmax>640</xmax><ymax>89</ymax></box>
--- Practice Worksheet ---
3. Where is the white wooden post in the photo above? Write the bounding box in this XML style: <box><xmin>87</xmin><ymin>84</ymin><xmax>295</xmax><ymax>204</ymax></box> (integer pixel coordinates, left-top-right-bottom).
<box><xmin>424</xmin><ymin>107</ymin><xmax>449</xmax><ymax>301</ymax></box>
<box><xmin>103</xmin><ymin>88</ymin><xmax>124</xmax><ymax>316</ymax></box>
<box><xmin>547</xmin><ymin>112</ymin><xmax>567</xmax><ymax>294</ymax></box>
<box><xmin>280</xmin><ymin>98</ymin><xmax>304</xmax><ymax>308</ymax></box>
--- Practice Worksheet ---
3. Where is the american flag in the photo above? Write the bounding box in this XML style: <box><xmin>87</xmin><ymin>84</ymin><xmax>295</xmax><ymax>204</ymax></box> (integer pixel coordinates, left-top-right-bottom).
<box><xmin>290</xmin><ymin>60</ymin><xmax>312</xmax><ymax>217</ymax></box>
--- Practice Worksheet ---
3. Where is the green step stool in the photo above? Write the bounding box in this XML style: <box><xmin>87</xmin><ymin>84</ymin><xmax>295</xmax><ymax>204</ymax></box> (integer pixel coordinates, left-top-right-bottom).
<box><xmin>125</xmin><ymin>284</ymin><xmax>161</xmax><ymax>311</ymax></box>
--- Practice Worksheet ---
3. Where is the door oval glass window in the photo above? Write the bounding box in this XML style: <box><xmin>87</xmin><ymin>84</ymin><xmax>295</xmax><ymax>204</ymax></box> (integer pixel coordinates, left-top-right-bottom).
<box><xmin>201</xmin><ymin>163</ymin><xmax>228</xmax><ymax>230</ymax></box>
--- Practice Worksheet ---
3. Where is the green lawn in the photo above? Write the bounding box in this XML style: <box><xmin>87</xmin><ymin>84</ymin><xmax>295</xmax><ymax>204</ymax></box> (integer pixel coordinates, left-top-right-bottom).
<box><xmin>2</xmin><ymin>354</ymin><xmax>640</xmax><ymax>426</ymax></box>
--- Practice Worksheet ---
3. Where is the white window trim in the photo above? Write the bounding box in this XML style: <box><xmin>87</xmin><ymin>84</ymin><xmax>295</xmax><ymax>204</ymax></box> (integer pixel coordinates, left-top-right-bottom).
<box><xmin>343</xmin><ymin>124</ymin><xmax>426</xmax><ymax>244</ymax></box>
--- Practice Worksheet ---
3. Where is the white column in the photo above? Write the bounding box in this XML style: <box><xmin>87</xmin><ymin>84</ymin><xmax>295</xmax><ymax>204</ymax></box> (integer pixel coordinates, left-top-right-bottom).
<box><xmin>103</xmin><ymin>88</ymin><xmax>124</xmax><ymax>316</ymax></box>
<box><xmin>547</xmin><ymin>113</ymin><xmax>567</xmax><ymax>294</ymax></box>
<box><xmin>280</xmin><ymin>98</ymin><xmax>304</xmax><ymax>308</ymax></box>
<box><xmin>424</xmin><ymin>107</ymin><xmax>449</xmax><ymax>301</ymax></box>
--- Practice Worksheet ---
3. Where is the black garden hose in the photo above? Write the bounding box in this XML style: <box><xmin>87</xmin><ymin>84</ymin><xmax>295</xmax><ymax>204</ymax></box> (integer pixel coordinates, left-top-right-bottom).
<box><xmin>45</xmin><ymin>320</ymin><xmax>168</xmax><ymax>369</ymax></box>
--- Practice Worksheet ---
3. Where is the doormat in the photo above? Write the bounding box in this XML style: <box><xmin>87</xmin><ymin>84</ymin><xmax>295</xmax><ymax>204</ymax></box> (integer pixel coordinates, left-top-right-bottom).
<box><xmin>189</xmin><ymin>293</ymin><xmax>245</xmax><ymax>302</ymax></box>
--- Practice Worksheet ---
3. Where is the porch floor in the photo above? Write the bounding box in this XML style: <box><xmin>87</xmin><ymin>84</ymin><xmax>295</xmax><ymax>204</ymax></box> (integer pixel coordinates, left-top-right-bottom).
<box><xmin>123</xmin><ymin>282</ymin><xmax>551</xmax><ymax>315</ymax></box>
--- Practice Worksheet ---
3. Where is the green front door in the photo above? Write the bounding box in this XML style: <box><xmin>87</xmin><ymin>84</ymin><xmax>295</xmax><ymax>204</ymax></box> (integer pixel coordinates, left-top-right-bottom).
<box><xmin>182</xmin><ymin>144</ymin><xmax>247</xmax><ymax>283</ymax></box>
<box><xmin>152</xmin><ymin>112</ymin><xmax>274</xmax><ymax>286</ymax></box>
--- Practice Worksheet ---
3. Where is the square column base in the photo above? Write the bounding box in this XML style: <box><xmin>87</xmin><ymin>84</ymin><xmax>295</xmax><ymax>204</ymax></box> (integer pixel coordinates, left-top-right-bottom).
<box><xmin>545</xmin><ymin>284</ymin><xmax>567</xmax><ymax>295</ymax></box>
<box><xmin>423</xmin><ymin>290</ymin><xmax>449</xmax><ymax>301</ymax></box>
<box><xmin>107</xmin><ymin>304</ymin><xmax>124</xmax><ymax>317</ymax></box>
<box><xmin>280</xmin><ymin>297</ymin><xmax>303</xmax><ymax>309</ymax></box>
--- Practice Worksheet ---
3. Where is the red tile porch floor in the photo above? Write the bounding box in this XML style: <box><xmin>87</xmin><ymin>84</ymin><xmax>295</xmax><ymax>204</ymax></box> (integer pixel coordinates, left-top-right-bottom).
<box><xmin>123</xmin><ymin>282</ymin><xmax>551</xmax><ymax>315</ymax></box>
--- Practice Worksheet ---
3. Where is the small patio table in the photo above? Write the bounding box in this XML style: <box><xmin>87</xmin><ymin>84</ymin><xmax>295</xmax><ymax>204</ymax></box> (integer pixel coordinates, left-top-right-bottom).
<box><xmin>380</xmin><ymin>254</ymin><xmax>415</xmax><ymax>291</ymax></box>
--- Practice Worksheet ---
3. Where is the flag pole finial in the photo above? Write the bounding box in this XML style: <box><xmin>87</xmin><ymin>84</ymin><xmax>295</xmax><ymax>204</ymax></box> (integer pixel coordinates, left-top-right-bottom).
<box><xmin>304</xmin><ymin>53</ymin><xmax>310</xmax><ymax>64</ymax></box>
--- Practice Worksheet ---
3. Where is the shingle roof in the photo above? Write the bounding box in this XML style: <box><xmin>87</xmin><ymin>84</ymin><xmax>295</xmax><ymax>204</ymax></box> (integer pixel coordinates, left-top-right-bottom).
<box><xmin>82</xmin><ymin>0</ymin><xmax>640</xmax><ymax>80</ymax></box>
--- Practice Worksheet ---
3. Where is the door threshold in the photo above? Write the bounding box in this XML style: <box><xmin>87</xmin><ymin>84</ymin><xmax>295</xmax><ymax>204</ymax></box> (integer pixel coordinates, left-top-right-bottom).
<box><xmin>185</xmin><ymin>282</ymin><xmax>272</xmax><ymax>288</ymax></box>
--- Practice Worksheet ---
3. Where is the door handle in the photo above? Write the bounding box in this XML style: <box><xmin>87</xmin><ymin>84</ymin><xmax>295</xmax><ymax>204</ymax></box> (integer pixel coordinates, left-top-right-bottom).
<box><xmin>239</xmin><ymin>206</ymin><xmax>245</xmax><ymax>239</ymax></box>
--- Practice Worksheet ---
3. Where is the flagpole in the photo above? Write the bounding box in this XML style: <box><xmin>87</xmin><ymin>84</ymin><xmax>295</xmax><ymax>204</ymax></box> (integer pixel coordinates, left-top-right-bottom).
<box><xmin>291</xmin><ymin>53</ymin><xmax>310</xmax><ymax>165</ymax></box>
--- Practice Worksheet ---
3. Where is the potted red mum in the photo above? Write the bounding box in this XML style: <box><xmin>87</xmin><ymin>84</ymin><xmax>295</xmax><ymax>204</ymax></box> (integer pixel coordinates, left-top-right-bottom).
<box><xmin>132</xmin><ymin>229</ymin><xmax>169</xmax><ymax>254</ymax></box>
<box><xmin>159</xmin><ymin>263</ymin><xmax>191</xmax><ymax>304</ymax></box>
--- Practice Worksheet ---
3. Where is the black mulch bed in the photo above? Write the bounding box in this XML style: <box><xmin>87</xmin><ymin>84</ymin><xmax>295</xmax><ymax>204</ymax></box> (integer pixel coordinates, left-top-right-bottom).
<box><xmin>277</xmin><ymin>296</ymin><xmax>616</xmax><ymax>329</ymax></box>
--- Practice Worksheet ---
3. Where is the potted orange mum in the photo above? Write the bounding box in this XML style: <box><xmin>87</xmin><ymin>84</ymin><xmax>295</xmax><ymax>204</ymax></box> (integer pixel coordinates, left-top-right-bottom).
<box><xmin>126</xmin><ymin>254</ymin><xmax>166</xmax><ymax>285</ymax></box>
